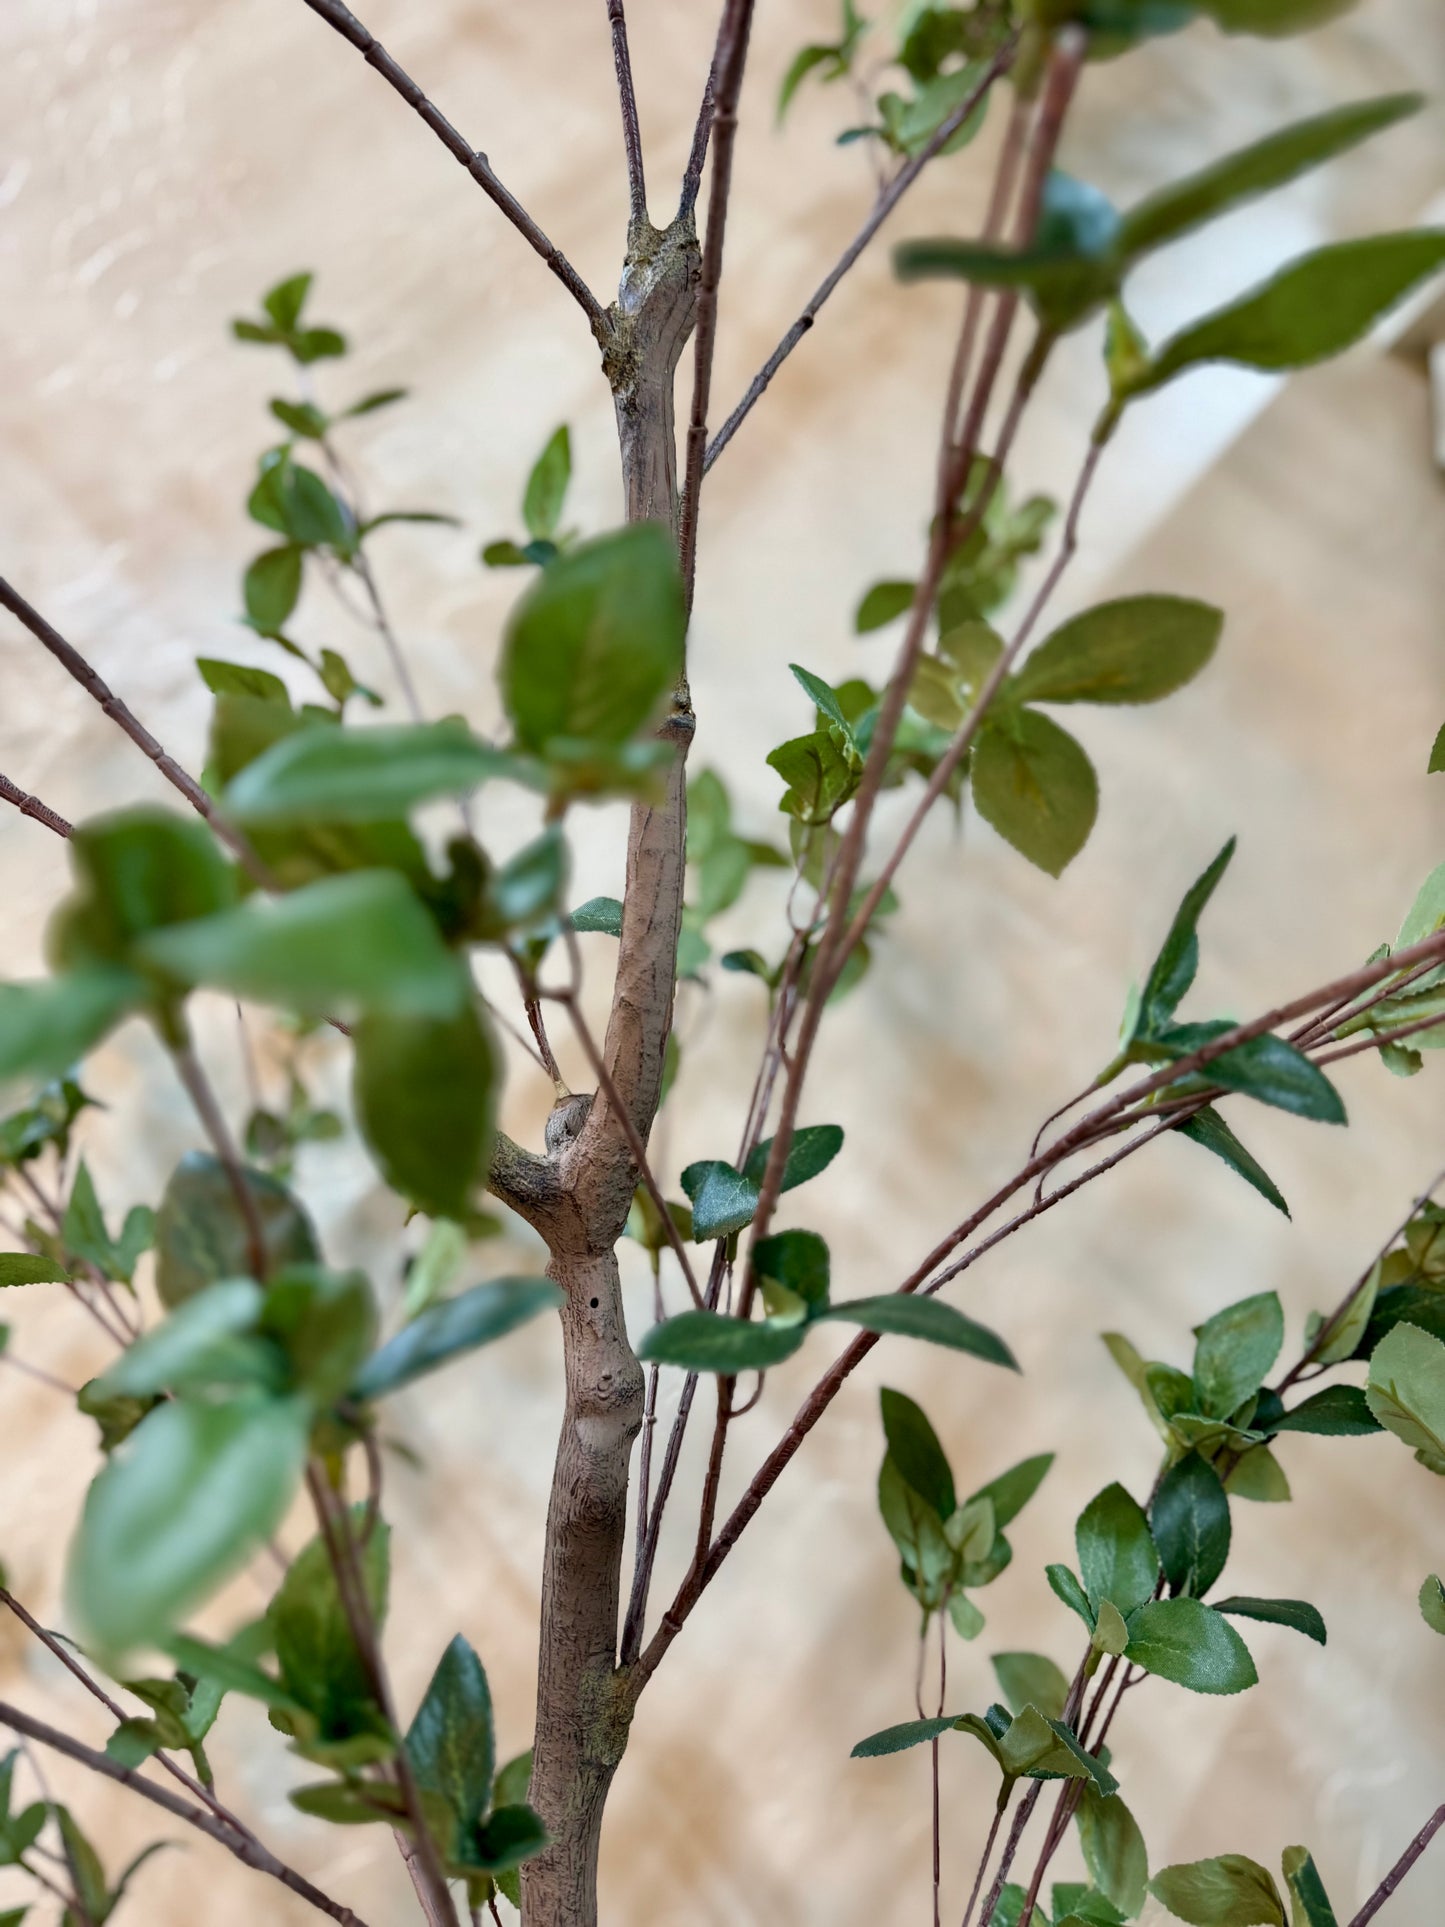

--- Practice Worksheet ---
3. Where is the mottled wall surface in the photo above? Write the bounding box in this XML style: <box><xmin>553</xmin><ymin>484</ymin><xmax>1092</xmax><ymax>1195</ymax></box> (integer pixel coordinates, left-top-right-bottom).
<box><xmin>2</xmin><ymin>3</ymin><xmax>1444</xmax><ymax>1923</ymax></box>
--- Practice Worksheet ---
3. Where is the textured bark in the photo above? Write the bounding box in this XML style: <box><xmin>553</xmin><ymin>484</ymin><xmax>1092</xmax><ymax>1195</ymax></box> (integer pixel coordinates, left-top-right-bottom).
<box><xmin>503</xmin><ymin>213</ymin><xmax>700</xmax><ymax>1927</ymax></box>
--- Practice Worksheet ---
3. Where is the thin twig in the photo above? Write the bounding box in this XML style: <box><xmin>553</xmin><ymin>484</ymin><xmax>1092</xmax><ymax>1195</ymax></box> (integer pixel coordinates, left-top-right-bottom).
<box><xmin>170</xmin><ymin>1040</ymin><xmax>270</xmax><ymax>1281</ymax></box>
<box><xmin>0</xmin><ymin>1700</ymin><xmax>371</xmax><ymax>1927</ymax></box>
<box><xmin>677</xmin><ymin>0</ymin><xmax>756</xmax><ymax>603</ymax></box>
<box><xmin>1348</xmin><ymin>1801</ymin><xmax>1445</xmax><ymax>1927</ymax></box>
<box><xmin>0</xmin><ymin>772</ymin><xmax>72</xmax><ymax>838</ymax></box>
<box><xmin>704</xmin><ymin>39</ymin><xmax>1017</xmax><ymax>472</ymax></box>
<box><xmin>0</xmin><ymin>576</ymin><xmax>270</xmax><ymax>884</ymax></box>
<box><xmin>605</xmin><ymin>0</ymin><xmax>648</xmax><ymax>225</ymax></box>
<box><xmin>298</xmin><ymin>0</ymin><xmax>604</xmax><ymax>327</ymax></box>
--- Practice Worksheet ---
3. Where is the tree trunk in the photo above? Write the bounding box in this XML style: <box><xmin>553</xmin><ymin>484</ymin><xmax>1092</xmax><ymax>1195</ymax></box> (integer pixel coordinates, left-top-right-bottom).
<box><xmin>507</xmin><ymin>211</ymin><xmax>700</xmax><ymax>1927</ymax></box>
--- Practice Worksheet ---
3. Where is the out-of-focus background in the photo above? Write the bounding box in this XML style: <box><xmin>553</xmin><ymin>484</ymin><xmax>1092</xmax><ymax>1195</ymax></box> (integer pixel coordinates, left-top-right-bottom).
<box><xmin>2</xmin><ymin>2</ymin><xmax>1445</xmax><ymax>1921</ymax></box>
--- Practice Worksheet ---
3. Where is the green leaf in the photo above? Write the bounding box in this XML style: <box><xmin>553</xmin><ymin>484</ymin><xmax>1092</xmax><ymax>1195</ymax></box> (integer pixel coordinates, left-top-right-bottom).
<box><xmin>1419</xmin><ymin>1574</ymin><xmax>1445</xmax><ymax>1634</ymax></box>
<box><xmin>0</xmin><ymin>1253</ymin><xmax>70</xmax><ymax>1285</ymax></box>
<box><xmin>288</xmin><ymin>1781</ymin><xmax>405</xmax><ymax>1826</ymax></box>
<box><xmin>680</xmin><ymin>1159</ymin><xmax>760</xmax><ymax>1242</ymax></box>
<box><xmin>991</xmin><ymin>1652</ymin><xmax>1068</xmax><ymax>1722</ymax></box>
<box><xmin>1150</xmin><ymin>1854</ymin><xmax>1285</xmax><ymax>1926</ymax></box>
<box><xmin>262</xmin><ymin>272</ymin><xmax>313</xmax><ymax>332</ymax></box>
<box><xmin>243</xmin><ymin>546</ymin><xmax>304</xmax><ymax>633</ymax></box>
<box><xmin>1161</xmin><ymin>1025</ymin><xmax>1346</xmax><ymax>1124</ymax></box>
<box><xmin>406</xmin><ymin>1635</ymin><xmax>494</xmax><ymax>1856</ymax></box>
<box><xmin>272</xmin><ymin>1515</ymin><xmax>390</xmax><ymax>1737</ymax></box>
<box><xmin>790</xmin><ymin>663</ymin><xmax>856</xmax><ymax>740</ymax></box>
<box><xmin>753</xmin><ymin>1230</ymin><xmax>830</xmax><ymax>1310</ymax></box>
<box><xmin>154</xmin><ymin>1152</ymin><xmax>319</xmax><ymax>1308</ymax></box>
<box><xmin>69</xmin><ymin>1392</ymin><xmax>310</xmax><ymax>1654</ymax></box>
<box><xmin>354</xmin><ymin>1278</ymin><xmax>561</xmax><ymax>1401</ymax></box>
<box><xmin>1279</xmin><ymin>1848</ymin><xmax>1339</xmax><ymax>1927</ymax></box>
<box><xmin>0</xmin><ymin>969</ymin><xmax>143</xmax><ymax>1088</ymax></box>
<box><xmin>1134</xmin><ymin>839</ymin><xmax>1234</xmax><ymax>1034</ymax></box>
<box><xmin>342</xmin><ymin>387</ymin><xmax>408</xmax><ymax>418</ymax></box>
<box><xmin>1092</xmin><ymin>1598</ymin><xmax>1130</xmax><ymax>1657</ymax></box>
<box><xmin>500</xmin><ymin>524</ymin><xmax>685</xmax><ymax>753</ymax></box>
<box><xmin>467</xmin><ymin>1803</ymin><xmax>549</xmax><ymax>1875</ymax></box>
<box><xmin>1010</xmin><ymin>596</ymin><xmax>1221</xmax><ymax>708</ymax></box>
<box><xmin>198</xmin><ymin>657</ymin><xmax>292</xmax><ymax>705</ymax></box>
<box><xmin>881</xmin><ymin>1387</ymin><xmax>955</xmax><ymax>1518</ymax></box>
<box><xmin>1077</xmin><ymin>1483</ymin><xmax>1159</xmax><ymax>1616</ymax></box>
<box><xmin>1213</xmin><ymin>1596</ymin><xmax>1326</xmax><ymax>1645</ymax></box>
<box><xmin>90</xmin><ymin>1279</ymin><xmax>267</xmax><ymax>1400</ymax></box>
<box><xmin>1125</xmin><ymin>1597</ymin><xmax>1258</xmax><ymax>1694</ymax></box>
<box><xmin>855</xmin><ymin>580</ymin><xmax>917</xmax><ymax>632</ymax></box>
<box><xmin>818</xmin><ymin>1293</ymin><xmax>1017</xmax><ymax>1367</ymax></box>
<box><xmin>1131</xmin><ymin>232</ymin><xmax>1445</xmax><ymax>396</ymax></box>
<box><xmin>248</xmin><ymin>455</ymin><xmax>353</xmax><ymax>553</ymax></box>
<box><xmin>570</xmin><ymin>896</ymin><xmax>624</xmax><ymax>937</ymax></box>
<box><xmin>1366</xmin><ymin>1322</ymin><xmax>1445</xmax><ymax>1470</ymax></box>
<box><xmin>767</xmin><ymin>729</ymin><xmax>860</xmax><ymax>825</ymax></box>
<box><xmin>636</xmin><ymin>1309</ymin><xmax>805</xmax><ymax>1373</ymax></box>
<box><xmin>225</xmin><ymin>719</ymin><xmax>518</xmax><ymax>826</ymax></box>
<box><xmin>261</xmin><ymin>1264</ymin><xmax>377</xmax><ymax>1406</ymax></box>
<box><xmin>972</xmin><ymin>708</ymin><xmax>1098</xmax><ymax>877</ymax></box>
<box><xmin>522</xmin><ymin>426</ymin><xmax>571</xmax><ymax>543</ymax></box>
<box><xmin>1118</xmin><ymin>95</ymin><xmax>1421</xmax><ymax>262</ymax></box>
<box><xmin>352</xmin><ymin>987</ymin><xmax>500</xmax><ymax>1219</ymax></box>
<box><xmin>895</xmin><ymin>172</ymin><xmax>1124</xmax><ymax>333</ymax></box>
<box><xmin>878</xmin><ymin>1455</ymin><xmax>952</xmax><ymax>1598</ymax></box>
<box><xmin>743</xmin><ymin>1122</ymin><xmax>845</xmax><ymax>1192</ymax></box>
<box><xmin>51</xmin><ymin>806</ymin><xmax>237</xmax><ymax>972</ymax></box>
<box><xmin>1192</xmin><ymin>1291</ymin><xmax>1284</xmax><ymax>1419</ymax></box>
<box><xmin>1429</xmin><ymin>723</ymin><xmax>1445</xmax><ymax>776</ymax></box>
<box><xmin>1196</xmin><ymin>0</ymin><xmax>1360</xmax><ymax>35</ymax></box>
<box><xmin>1047</xmin><ymin>1561</ymin><xmax>1095</xmax><ymax>1629</ymax></box>
<box><xmin>1268</xmin><ymin>1385</ymin><xmax>1380</xmax><ymax>1437</ymax></box>
<box><xmin>141</xmin><ymin>870</ymin><xmax>464</xmax><ymax>1020</ymax></box>
<box><xmin>1079</xmin><ymin>1788</ymin><xmax>1149</xmax><ymax>1920</ymax></box>
<box><xmin>270</xmin><ymin>398</ymin><xmax>329</xmax><ymax>440</ymax></box>
<box><xmin>850</xmin><ymin>1716</ymin><xmax>960</xmax><ymax>1758</ymax></box>
<box><xmin>969</xmin><ymin>1453</ymin><xmax>1054</xmax><ymax>1530</ymax></box>
<box><xmin>1175</xmin><ymin>1107</ymin><xmax>1288</xmax><ymax>1216</ymax></box>
<box><xmin>1151</xmin><ymin>1452</ymin><xmax>1231</xmax><ymax>1597</ymax></box>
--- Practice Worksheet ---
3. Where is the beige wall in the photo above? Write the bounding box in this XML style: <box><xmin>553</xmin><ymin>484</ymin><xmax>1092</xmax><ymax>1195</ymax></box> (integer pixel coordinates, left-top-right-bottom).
<box><xmin>2</xmin><ymin>3</ymin><xmax>1444</xmax><ymax>1922</ymax></box>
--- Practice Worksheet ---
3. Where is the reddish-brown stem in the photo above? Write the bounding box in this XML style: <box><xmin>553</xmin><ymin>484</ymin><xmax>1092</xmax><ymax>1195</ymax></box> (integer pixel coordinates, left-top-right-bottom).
<box><xmin>604</xmin><ymin>0</ymin><xmax>647</xmax><ymax>225</ymax></box>
<box><xmin>0</xmin><ymin>772</ymin><xmax>72</xmax><ymax>838</ymax></box>
<box><xmin>0</xmin><ymin>576</ymin><xmax>270</xmax><ymax>884</ymax></box>
<box><xmin>297</xmin><ymin>0</ymin><xmax>603</xmax><ymax>326</ymax></box>
<box><xmin>1348</xmin><ymin>1801</ymin><xmax>1445</xmax><ymax>1927</ymax></box>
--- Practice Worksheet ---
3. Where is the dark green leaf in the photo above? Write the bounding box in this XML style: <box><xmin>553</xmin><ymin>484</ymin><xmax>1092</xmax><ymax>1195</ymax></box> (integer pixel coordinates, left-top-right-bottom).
<box><xmin>1280</xmin><ymin>1848</ymin><xmax>1338</xmax><ymax>1927</ymax></box>
<box><xmin>500</xmin><ymin>524</ymin><xmax>685</xmax><ymax>753</ymax></box>
<box><xmin>1269</xmin><ymin>1385</ymin><xmax>1380</xmax><ymax>1436</ymax></box>
<box><xmin>522</xmin><ymin>426</ymin><xmax>571</xmax><ymax>542</ymax></box>
<box><xmin>1118</xmin><ymin>95</ymin><xmax>1421</xmax><ymax>261</ymax></box>
<box><xmin>50</xmin><ymin>806</ymin><xmax>236</xmax><ymax>972</ymax></box>
<box><xmin>570</xmin><ymin>895</ymin><xmax>624</xmax><ymax>937</ymax></box>
<box><xmin>468</xmin><ymin>1803</ymin><xmax>549</xmax><ymax>1875</ymax></box>
<box><xmin>971</xmin><ymin>709</ymin><xmax>1098</xmax><ymax>877</ymax></box>
<box><xmin>291</xmin><ymin>327</ymin><xmax>348</xmax><ymax>365</ymax></box>
<box><xmin>1132</xmin><ymin>232</ymin><xmax>1445</xmax><ymax>395</ymax></box>
<box><xmin>767</xmin><ymin>729</ymin><xmax>860</xmax><ymax>825</ymax></box>
<box><xmin>1213</xmin><ymin>1596</ymin><xmax>1326</xmax><ymax>1644</ymax></box>
<box><xmin>484</xmin><ymin>828</ymin><xmax>568</xmax><ymax>933</ymax></box>
<box><xmin>262</xmin><ymin>272</ymin><xmax>312</xmax><ymax>332</ymax></box>
<box><xmin>635</xmin><ymin>1309</ymin><xmax>805</xmax><ymax>1373</ymax></box>
<box><xmin>680</xmin><ymin>1159</ymin><xmax>760</xmax><ymax>1242</ymax></box>
<box><xmin>198</xmin><ymin>658</ymin><xmax>291</xmax><ymax>705</ymax></box>
<box><xmin>880</xmin><ymin>1387</ymin><xmax>955</xmax><ymax>1519</ymax></box>
<box><xmin>353</xmin><ymin>1279</ymin><xmax>562</xmax><ymax>1401</ymax></box>
<box><xmin>1163</xmin><ymin>1026</ymin><xmax>1346</xmax><ymax>1124</ymax></box>
<box><xmin>352</xmin><ymin>987</ymin><xmax>499</xmax><ymax>1219</ymax></box>
<box><xmin>406</xmin><ymin>1635</ymin><xmax>494</xmax><ymax>1854</ymax></box>
<box><xmin>1175</xmin><ymin>1106</ymin><xmax>1288</xmax><ymax>1216</ymax></box>
<box><xmin>1196</xmin><ymin>0</ymin><xmax>1360</xmax><ymax>35</ymax></box>
<box><xmin>261</xmin><ymin>1264</ymin><xmax>377</xmax><ymax>1406</ymax></box>
<box><xmin>969</xmin><ymin>1453</ymin><xmax>1054</xmax><ymax>1529</ymax></box>
<box><xmin>1151</xmin><ymin>1453</ymin><xmax>1231</xmax><ymax>1597</ymax></box>
<box><xmin>271</xmin><ymin>1516</ymin><xmax>389</xmax><ymax>1736</ymax></box>
<box><xmin>270</xmin><ymin>398</ymin><xmax>329</xmax><ymax>440</ymax></box>
<box><xmin>1192</xmin><ymin>1291</ymin><xmax>1284</xmax><ymax>1418</ymax></box>
<box><xmin>1077</xmin><ymin>1483</ymin><xmax>1159</xmax><ymax>1616</ymax></box>
<box><xmin>69</xmin><ymin>1392</ymin><xmax>310</xmax><ymax>1654</ymax></box>
<box><xmin>850</xmin><ymin>1715</ymin><xmax>960</xmax><ymax>1758</ymax></box>
<box><xmin>743</xmin><ymin>1123</ymin><xmax>845</xmax><ymax>1193</ymax></box>
<box><xmin>1047</xmin><ymin>1561</ymin><xmax>1095</xmax><ymax>1629</ymax></box>
<box><xmin>155</xmin><ymin>1152</ymin><xmax>319</xmax><ymax>1308</ymax></box>
<box><xmin>342</xmin><ymin>388</ymin><xmax>408</xmax><ymax>418</ymax></box>
<box><xmin>248</xmin><ymin>456</ymin><xmax>353</xmax><ymax>553</ymax></box>
<box><xmin>1125</xmin><ymin>1597</ymin><xmax>1258</xmax><ymax>1693</ymax></box>
<box><xmin>226</xmin><ymin>719</ymin><xmax>519</xmax><ymax>826</ymax></box>
<box><xmin>991</xmin><ymin>1652</ymin><xmax>1069</xmax><ymax>1721</ymax></box>
<box><xmin>1429</xmin><ymin>722</ymin><xmax>1445</xmax><ymax>776</ymax></box>
<box><xmin>1010</xmin><ymin>596</ymin><xmax>1221</xmax><ymax>707</ymax></box>
<box><xmin>819</xmin><ymin>1293</ymin><xmax>1017</xmax><ymax>1368</ymax></box>
<box><xmin>1136</xmin><ymin>839</ymin><xmax>1236</xmax><ymax>1033</ymax></box>
<box><xmin>753</xmin><ymin>1229</ymin><xmax>830</xmax><ymax>1310</ymax></box>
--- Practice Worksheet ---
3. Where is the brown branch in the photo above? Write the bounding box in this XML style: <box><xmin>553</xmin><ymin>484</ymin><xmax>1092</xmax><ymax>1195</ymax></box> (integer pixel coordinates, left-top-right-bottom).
<box><xmin>0</xmin><ymin>772</ymin><xmax>72</xmax><ymax>839</ymax></box>
<box><xmin>704</xmin><ymin>38</ymin><xmax>1018</xmax><ymax>473</ymax></box>
<box><xmin>678</xmin><ymin>53</ymin><xmax>717</xmax><ymax>222</ymax></box>
<box><xmin>677</xmin><ymin>0</ymin><xmax>755</xmax><ymax>603</ymax></box>
<box><xmin>605</xmin><ymin>0</ymin><xmax>648</xmax><ymax>226</ymax></box>
<box><xmin>1348</xmin><ymin>1802</ymin><xmax>1445</xmax><ymax>1927</ymax></box>
<box><xmin>297</xmin><ymin>0</ymin><xmax>605</xmax><ymax>328</ymax></box>
<box><xmin>0</xmin><ymin>1700</ymin><xmax>371</xmax><ymax>1927</ymax></box>
<box><xmin>0</xmin><ymin>576</ymin><xmax>270</xmax><ymax>884</ymax></box>
<box><xmin>170</xmin><ymin>1039</ymin><xmax>270</xmax><ymax>1282</ymax></box>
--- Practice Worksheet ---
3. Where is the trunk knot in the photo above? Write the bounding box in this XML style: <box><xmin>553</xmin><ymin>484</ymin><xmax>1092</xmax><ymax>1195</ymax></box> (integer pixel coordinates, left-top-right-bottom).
<box><xmin>545</xmin><ymin>1090</ymin><xmax>594</xmax><ymax>1157</ymax></box>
